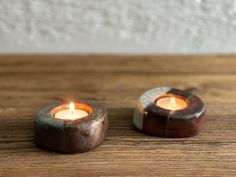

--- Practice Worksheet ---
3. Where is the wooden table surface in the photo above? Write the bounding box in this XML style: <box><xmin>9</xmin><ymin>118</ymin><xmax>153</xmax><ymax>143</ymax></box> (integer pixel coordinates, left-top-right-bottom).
<box><xmin>0</xmin><ymin>55</ymin><xmax>235</xmax><ymax>177</ymax></box>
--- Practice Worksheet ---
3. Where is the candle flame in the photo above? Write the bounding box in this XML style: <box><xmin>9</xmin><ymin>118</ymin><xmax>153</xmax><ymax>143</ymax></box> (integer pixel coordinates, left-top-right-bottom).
<box><xmin>69</xmin><ymin>102</ymin><xmax>75</xmax><ymax>115</ymax></box>
<box><xmin>170</xmin><ymin>97</ymin><xmax>176</xmax><ymax>105</ymax></box>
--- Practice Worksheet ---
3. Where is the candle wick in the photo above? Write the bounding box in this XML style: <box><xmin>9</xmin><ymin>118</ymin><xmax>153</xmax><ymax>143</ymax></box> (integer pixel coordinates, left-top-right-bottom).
<box><xmin>70</xmin><ymin>109</ymin><xmax>74</xmax><ymax>115</ymax></box>
<box><xmin>170</xmin><ymin>97</ymin><xmax>176</xmax><ymax>105</ymax></box>
<box><xmin>69</xmin><ymin>102</ymin><xmax>75</xmax><ymax>115</ymax></box>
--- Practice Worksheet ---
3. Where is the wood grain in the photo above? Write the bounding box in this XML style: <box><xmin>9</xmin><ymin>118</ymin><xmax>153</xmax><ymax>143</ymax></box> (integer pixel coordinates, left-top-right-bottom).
<box><xmin>0</xmin><ymin>55</ymin><xmax>235</xmax><ymax>177</ymax></box>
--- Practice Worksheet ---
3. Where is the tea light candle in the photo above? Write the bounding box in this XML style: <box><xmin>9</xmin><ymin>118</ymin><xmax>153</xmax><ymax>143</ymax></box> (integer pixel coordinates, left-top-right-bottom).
<box><xmin>156</xmin><ymin>96</ymin><xmax>188</xmax><ymax>111</ymax></box>
<box><xmin>54</xmin><ymin>102</ymin><xmax>88</xmax><ymax>120</ymax></box>
<box><xmin>34</xmin><ymin>100</ymin><xmax>109</xmax><ymax>153</ymax></box>
<box><xmin>133</xmin><ymin>87</ymin><xmax>206</xmax><ymax>138</ymax></box>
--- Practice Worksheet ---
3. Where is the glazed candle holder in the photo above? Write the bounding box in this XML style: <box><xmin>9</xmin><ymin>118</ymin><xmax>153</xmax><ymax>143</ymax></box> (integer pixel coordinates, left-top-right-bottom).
<box><xmin>133</xmin><ymin>87</ymin><xmax>206</xmax><ymax>138</ymax></box>
<box><xmin>34</xmin><ymin>100</ymin><xmax>109</xmax><ymax>153</ymax></box>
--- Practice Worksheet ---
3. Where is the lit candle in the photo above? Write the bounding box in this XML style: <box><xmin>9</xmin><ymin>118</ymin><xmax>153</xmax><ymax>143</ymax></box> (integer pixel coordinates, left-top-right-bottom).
<box><xmin>156</xmin><ymin>96</ymin><xmax>188</xmax><ymax>111</ymax></box>
<box><xmin>54</xmin><ymin>102</ymin><xmax>88</xmax><ymax>120</ymax></box>
<box><xmin>133</xmin><ymin>87</ymin><xmax>205</xmax><ymax>138</ymax></box>
<box><xmin>35</xmin><ymin>100</ymin><xmax>108</xmax><ymax>153</ymax></box>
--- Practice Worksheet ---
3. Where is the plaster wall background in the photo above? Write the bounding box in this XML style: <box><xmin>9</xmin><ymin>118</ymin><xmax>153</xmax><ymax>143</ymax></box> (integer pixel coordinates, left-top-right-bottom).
<box><xmin>0</xmin><ymin>0</ymin><xmax>236</xmax><ymax>54</ymax></box>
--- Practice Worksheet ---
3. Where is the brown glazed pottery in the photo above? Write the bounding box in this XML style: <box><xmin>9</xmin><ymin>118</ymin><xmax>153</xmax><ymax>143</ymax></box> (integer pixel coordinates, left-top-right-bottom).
<box><xmin>34</xmin><ymin>100</ymin><xmax>108</xmax><ymax>153</ymax></box>
<box><xmin>133</xmin><ymin>87</ymin><xmax>206</xmax><ymax>138</ymax></box>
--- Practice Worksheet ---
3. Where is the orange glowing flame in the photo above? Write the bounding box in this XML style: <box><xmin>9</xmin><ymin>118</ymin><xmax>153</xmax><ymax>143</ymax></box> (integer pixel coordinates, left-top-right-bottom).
<box><xmin>69</xmin><ymin>102</ymin><xmax>75</xmax><ymax>115</ymax></box>
<box><xmin>170</xmin><ymin>97</ymin><xmax>176</xmax><ymax>105</ymax></box>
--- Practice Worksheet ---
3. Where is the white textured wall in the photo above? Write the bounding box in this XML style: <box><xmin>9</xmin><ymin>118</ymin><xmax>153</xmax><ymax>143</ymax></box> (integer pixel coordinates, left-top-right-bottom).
<box><xmin>1</xmin><ymin>0</ymin><xmax>236</xmax><ymax>54</ymax></box>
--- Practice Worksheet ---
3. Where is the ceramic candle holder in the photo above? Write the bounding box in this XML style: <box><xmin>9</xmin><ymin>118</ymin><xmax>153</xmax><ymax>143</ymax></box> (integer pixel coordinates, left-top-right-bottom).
<box><xmin>34</xmin><ymin>100</ymin><xmax>109</xmax><ymax>153</ymax></box>
<box><xmin>133</xmin><ymin>87</ymin><xmax>206</xmax><ymax>138</ymax></box>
